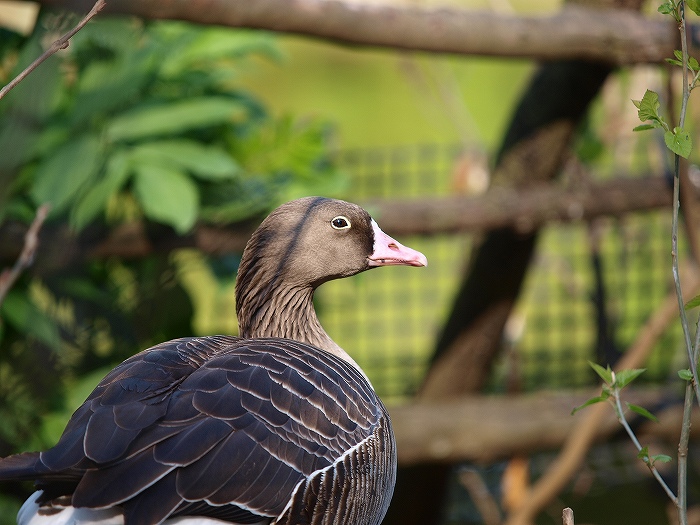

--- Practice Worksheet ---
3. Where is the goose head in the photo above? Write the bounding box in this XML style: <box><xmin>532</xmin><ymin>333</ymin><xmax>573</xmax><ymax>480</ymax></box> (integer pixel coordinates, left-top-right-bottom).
<box><xmin>235</xmin><ymin>196</ymin><xmax>427</xmax><ymax>359</ymax></box>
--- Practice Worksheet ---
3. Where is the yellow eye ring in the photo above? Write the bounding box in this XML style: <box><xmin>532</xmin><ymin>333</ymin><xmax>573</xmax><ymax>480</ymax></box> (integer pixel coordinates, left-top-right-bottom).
<box><xmin>331</xmin><ymin>216</ymin><xmax>351</xmax><ymax>230</ymax></box>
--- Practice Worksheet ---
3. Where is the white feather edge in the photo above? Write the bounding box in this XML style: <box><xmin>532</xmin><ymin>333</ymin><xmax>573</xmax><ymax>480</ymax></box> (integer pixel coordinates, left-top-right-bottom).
<box><xmin>19</xmin><ymin>435</ymin><xmax>379</xmax><ymax>525</ymax></box>
<box><xmin>274</xmin><ymin>431</ymin><xmax>376</xmax><ymax>523</ymax></box>
<box><xmin>17</xmin><ymin>491</ymin><xmax>239</xmax><ymax>525</ymax></box>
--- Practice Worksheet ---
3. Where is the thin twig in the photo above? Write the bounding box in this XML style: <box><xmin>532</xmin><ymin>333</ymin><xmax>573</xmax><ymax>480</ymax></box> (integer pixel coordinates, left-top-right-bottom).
<box><xmin>0</xmin><ymin>204</ymin><xmax>50</xmax><ymax>306</ymax></box>
<box><xmin>0</xmin><ymin>0</ymin><xmax>106</xmax><ymax>102</ymax></box>
<box><xmin>610</xmin><ymin>384</ymin><xmax>677</xmax><ymax>503</ymax></box>
<box><xmin>670</xmin><ymin>4</ymin><xmax>695</xmax><ymax>525</ymax></box>
<box><xmin>673</xmin><ymin>1</ymin><xmax>699</xmax><ymax>394</ymax></box>
<box><xmin>678</xmin><ymin>381</ymin><xmax>694</xmax><ymax>525</ymax></box>
<box><xmin>504</xmin><ymin>265</ymin><xmax>700</xmax><ymax>525</ymax></box>
<box><xmin>458</xmin><ymin>469</ymin><xmax>502</xmax><ymax>525</ymax></box>
<box><xmin>678</xmin><ymin>159</ymin><xmax>700</xmax><ymax>262</ymax></box>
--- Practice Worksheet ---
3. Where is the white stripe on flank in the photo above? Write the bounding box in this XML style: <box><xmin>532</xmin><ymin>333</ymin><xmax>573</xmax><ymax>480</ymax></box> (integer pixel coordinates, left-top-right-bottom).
<box><xmin>18</xmin><ymin>491</ymin><xmax>244</xmax><ymax>525</ymax></box>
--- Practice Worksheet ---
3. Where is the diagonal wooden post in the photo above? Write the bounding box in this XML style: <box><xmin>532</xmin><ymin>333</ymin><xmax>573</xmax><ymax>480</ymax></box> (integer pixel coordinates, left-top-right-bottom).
<box><xmin>385</xmin><ymin>1</ymin><xmax>645</xmax><ymax>523</ymax></box>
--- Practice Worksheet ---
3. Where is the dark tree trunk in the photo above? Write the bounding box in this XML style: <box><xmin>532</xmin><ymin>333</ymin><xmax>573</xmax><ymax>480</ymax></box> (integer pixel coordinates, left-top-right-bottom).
<box><xmin>384</xmin><ymin>60</ymin><xmax>613</xmax><ymax>525</ymax></box>
<box><xmin>423</xmin><ymin>60</ymin><xmax>613</xmax><ymax>398</ymax></box>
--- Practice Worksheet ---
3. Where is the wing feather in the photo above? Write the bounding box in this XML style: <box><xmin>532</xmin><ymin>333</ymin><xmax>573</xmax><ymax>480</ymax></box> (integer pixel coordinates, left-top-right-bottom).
<box><xmin>4</xmin><ymin>336</ymin><xmax>385</xmax><ymax>523</ymax></box>
<box><xmin>122</xmin><ymin>470</ymin><xmax>182</xmax><ymax>525</ymax></box>
<box><xmin>73</xmin><ymin>449</ymin><xmax>174</xmax><ymax>507</ymax></box>
<box><xmin>152</xmin><ymin>418</ymin><xmax>231</xmax><ymax>466</ymax></box>
<box><xmin>175</xmin><ymin>432</ymin><xmax>260</xmax><ymax>501</ymax></box>
<box><xmin>84</xmin><ymin>406</ymin><xmax>140</xmax><ymax>463</ymax></box>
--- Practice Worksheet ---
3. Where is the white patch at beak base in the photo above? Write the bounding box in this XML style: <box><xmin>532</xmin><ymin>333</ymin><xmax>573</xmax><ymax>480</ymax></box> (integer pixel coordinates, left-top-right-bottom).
<box><xmin>367</xmin><ymin>220</ymin><xmax>428</xmax><ymax>268</ymax></box>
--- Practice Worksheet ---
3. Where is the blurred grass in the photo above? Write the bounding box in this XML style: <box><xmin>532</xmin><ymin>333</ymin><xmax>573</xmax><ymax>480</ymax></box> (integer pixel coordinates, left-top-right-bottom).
<box><xmin>237</xmin><ymin>36</ymin><xmax>534</xmax><ymax>150</ymax></box>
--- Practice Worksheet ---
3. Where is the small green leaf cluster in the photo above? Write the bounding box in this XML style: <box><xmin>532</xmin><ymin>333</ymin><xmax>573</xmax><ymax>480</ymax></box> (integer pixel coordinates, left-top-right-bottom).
<box><xmin>572</xmin><ymin>363</ymin><xmax>679</xmax><ymax>479</ymax></box>
<box><xmin>1</xmin><ymin>17</ymin><xmax>342</xmax><ymax>234</ymax></box>
<box><xmin>633</xmin><ymin>1</ymin><xmax>700</xmax><ymax>160</ymax></box>
<box><xmin>666</xmin><ymin>48</ymin><xmax>700</xmax><ymax>99</ymax></box>
<box><xmin>658</xmin><ymin>0</ymin><xmax>682</xmax><ymax>21</ymax></box>
<box><xmin>678</xmin><ymin>368</ymin><xmax>694</xmax><ymax>381</ymax></box>
<box><xmin>666</xmin><ymin>49</ymin><xmax>700</xmax><ymax>72</ymax></box>
<box><xmin>658</xmin><ymin>0</ymin><xmax>700</xmax><ymax>21</ymax></box>
<box><xmin>632</xmin><ymin>90</ymin><xmax>692</xmax><ymax>159</ymax></box>
<box><xmin>571</xmin><ymin>362</ymin><xmax>653</xmax><ymax>419</ymax></box>
<box><xmin>638</xmin><ymin>446</ymin><xmax>673</xmax><ymax>468</ymax></box>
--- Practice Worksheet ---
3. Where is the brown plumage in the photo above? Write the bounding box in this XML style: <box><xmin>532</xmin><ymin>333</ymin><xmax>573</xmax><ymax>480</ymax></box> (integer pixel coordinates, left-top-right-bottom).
<box><xmin>0</xmin><ymin>196</ymin><xmax>427</xmax><ymax>525</ymax></box>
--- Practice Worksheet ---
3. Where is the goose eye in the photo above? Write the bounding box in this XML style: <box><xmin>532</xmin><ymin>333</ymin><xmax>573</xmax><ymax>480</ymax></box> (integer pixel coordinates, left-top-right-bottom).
<box><xmin>331</xmin><ymin>216</ymin><xmax>351</xmax><ymax>230</ymax></box>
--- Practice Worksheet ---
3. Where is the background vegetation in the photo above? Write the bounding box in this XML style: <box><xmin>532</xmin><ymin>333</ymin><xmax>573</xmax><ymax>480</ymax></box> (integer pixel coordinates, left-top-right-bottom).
<box><xmin>1</xmin><ymin>0</ymin><xmax>695</xmax><ymax>524</ymax></box>
<box><xmin>0</xmin><ymin>12</ymin><xmax>347</xmax><ymax>519</ymax></box>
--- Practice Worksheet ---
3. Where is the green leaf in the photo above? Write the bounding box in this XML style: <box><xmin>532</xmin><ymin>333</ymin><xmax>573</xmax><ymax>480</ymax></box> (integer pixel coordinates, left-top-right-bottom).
<box><xmin>589</xmin><ymin>361</ymin><xmax>613</xmax><ymax>384</ymax></box>
<box><xmin>664</xmin><ymin>127</ymin><xmax>693</xmax><ymax>158</ymax></box>
<box><xmin>687</xmin><ymin>0</ymin><xmax>700</xmax><ymax>16</ymax></box>
<box><xmin>679</xmin><ymin>368</ymin><xmax>694</xmax><ymax>381</ymax></box>
<box><xmin>571</xmin><ymin>394</ymin><xmax>610</xmax><ymax>415</ymax></box>
<box><xmin>70</xmin><ymin>151</ymin><xmax>133</xmax><ymax>229</ymax></box>
<box><xmin>71</xmin><ymin>62</ymin><xmax>151</xmax><ymax>128</ymax></box>
<box><xmin>658</xmin><ymin>1</ymin><xmax>675</xmax><ymax>15</ymax></box>
<box><xmin>637</xmin><ymin>446</ymin><xmax>650</xmax><ymax>461</ymax></box>
<box><xmin>160</xmin><ymin>29</ymin><xmax>282</xmax><ymax>77</ymax></box>
<box><xmin>129</xmin><ymin>140</ymin><xmax>240</xmax><ymax>180</ymax></box>
<box><xmin>31</xmin><ymin>135</ymin><xmax>103</xmax><ymax>213</ymax></box>
<box><xmin>29</xmin><ymin>126</ymin><xmax>71</xmax><ymax>159</ymax></box>
<box><xmin>107</xmin><ymin>97</ymin><xmax>248</xmax><ymax>142</ymax></box>
<box><xmin>627</xmin><ymin>403</ymin><xmax>659</xmax><ymax>422</ymax></box>
<box><xmin>633</xmin><ymin>124</ymin><xmax>657</xmax><ymax>132</ymax></box>
<box><xmin>0</xmin><ymin>290</ymin><xmax>60</xmax><ymax>350</ymax></box>
<box><xmin>690</xmin><ymin>57</ymin><xmax>700</xmax><ymax>71</ymax></box>
<box><xmin>651</xmin><ymin>454</ymin><xmax>672</xmax><ymax>464</ymax></box>
<box><xmin>71</xmin><ymin>17</ymin><xmax>143</xmax><ymax>54</ymax></box>
<box><xmin>132</xmin><ymin>163</ymin><xmax>199</xmax><ymax>234</ymax></box>
<box><xmin>684</xmin><ymin>293</ymin><xmax>700</xmax><ymax>310</ymax></box>
<box><xmin>638</xmin><ymin>447</ymin><xmax>673</xmax><ymax>466</ymax></box>
<box><xmin>665</xmin><ymin>58</ymin><xmax>683</xmax><ymax>67</ymax></box>
<box><xmin>635</xmin><ymin>89</ymin><xmax>662</xmax><ymax>123</ymax></box>
<box><xmin>615</xmin><ymin>368</ymin><xmax>646</xmax><ymax>389</ymax></box>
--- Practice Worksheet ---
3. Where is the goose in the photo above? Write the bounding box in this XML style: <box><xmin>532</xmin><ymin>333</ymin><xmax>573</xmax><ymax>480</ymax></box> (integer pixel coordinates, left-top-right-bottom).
<box><xmin>0</xmin><ymin>196</ymin><xmax>427</xmax><ymax>525</ymax></box>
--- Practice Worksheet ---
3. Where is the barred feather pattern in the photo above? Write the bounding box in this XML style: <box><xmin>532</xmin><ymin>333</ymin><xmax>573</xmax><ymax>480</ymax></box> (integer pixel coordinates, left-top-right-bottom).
<box><xmin>277</xmin><ymin>418</ymin><xmax>396</xmax><ymax>525</ymax></box>
<box><xmin>1</xmin><ymin>335</ymin><xmax>396</xmax><ymax>525</ymax></box>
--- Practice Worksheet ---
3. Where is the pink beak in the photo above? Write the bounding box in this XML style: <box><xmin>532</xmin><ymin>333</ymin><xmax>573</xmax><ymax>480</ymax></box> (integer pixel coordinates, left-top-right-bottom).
<box><xmin>367</xmin><ymin>220</ymin><xmax>428</xmax><ymax>268</ymax></box>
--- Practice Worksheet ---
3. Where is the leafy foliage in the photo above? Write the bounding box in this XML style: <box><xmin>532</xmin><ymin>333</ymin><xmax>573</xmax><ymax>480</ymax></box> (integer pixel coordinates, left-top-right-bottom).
<box><xmin>638</xmin><ymin>446</ymin><xmax>672</xmax><ymax>468</ymax></box>
<box><xmin>571</xmin><ymin>362</ymin><xmax>648</xmax><ymax>415</ymax></box>
<box><xmin>0</xmin><ymin>15</ymin><xmax>343</xmax><ymax>514</ymax></box>
<box><xmin>1</xmin><ymin>16</ymin><xmax>342</xmax><ymax>232</ymax></box>
<box><xmin>632</xmin><ymin>90</ymin><xmax>692</xmax><ymax>159</ymax></box>
<box><xmin>626</xmin><ymin>402</ymin><xmax>658</xmax><ymax>423</ymax></box>
<box><xmin>678</xmin><ymin>368</ymin><xmax>694</xmax><ymax>381</ymax></box>
<box><xmin>623</xmin><ymin>1</ymin><xmax>700</xmax><ymax>513</ymax></box>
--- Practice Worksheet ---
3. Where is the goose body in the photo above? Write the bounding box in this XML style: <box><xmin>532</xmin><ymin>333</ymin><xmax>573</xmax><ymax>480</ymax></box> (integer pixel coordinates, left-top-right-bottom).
<box><xmin>0</xmin><ymin>197</ymin><xmax>427</xmax><ymax>525</ymax></box>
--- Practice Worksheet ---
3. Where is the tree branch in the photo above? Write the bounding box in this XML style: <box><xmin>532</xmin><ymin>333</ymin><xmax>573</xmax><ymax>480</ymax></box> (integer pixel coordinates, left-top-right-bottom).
<box><xmin>23</xmin><ymin>0</ymin><xmax>680</xmax><ymax>65</ymax></box>
<box><xmin>0</xmin><ymin>0</ymin><xmax>105</xmax><ymax>101</ymax></box>
<box><xmin>390</xmin><ymin>387</ymin><xmax>682</xmax><ymax>465</ymax></box>
<box><xmin>0</xmin><ymin>204</ymin><xmax>49</xmax><ymax>306</ymax></box>
<box><xmin>0</xmin><ymin>175</ymin><xmax>681</xmax><ymax>273</ymax></box>
<box><xmin>368</xmin><ymin>175</ymin><xmax>680</xmax><ymax>236</ymax></box>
